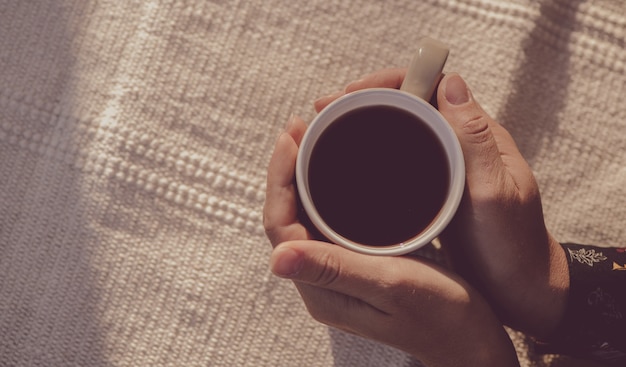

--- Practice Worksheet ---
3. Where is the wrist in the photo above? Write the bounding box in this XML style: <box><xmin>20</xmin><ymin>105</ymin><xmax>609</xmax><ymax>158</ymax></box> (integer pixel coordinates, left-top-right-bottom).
<box><xmin>540</xmin><ymin>234</ymin><xmax>570</xmax><ymax>336</ymax></box>
<box><xmin>495</xmin><ymin>233</ymin><xmax>569</xmax><ymax>339</ymax></box>
<box><xmin>537</xmin><ymin>242</ymin><xmax>626</xmax><ymax>364</ymax></box>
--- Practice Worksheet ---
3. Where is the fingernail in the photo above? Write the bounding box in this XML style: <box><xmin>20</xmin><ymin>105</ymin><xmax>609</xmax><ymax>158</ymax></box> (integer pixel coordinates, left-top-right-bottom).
<box><xmin>444</xmin><ymin>74</ymin><xmax>470</xmax><ymax>105</ymax></box>
<box><xmin>271</xmin><ymin>247</ymin><xmax>303</xmax><ymax>278</ymax></box>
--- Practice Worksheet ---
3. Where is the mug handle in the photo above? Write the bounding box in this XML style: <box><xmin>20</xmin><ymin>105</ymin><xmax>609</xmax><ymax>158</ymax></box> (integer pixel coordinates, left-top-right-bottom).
<box><xmin>400</xmin><ymin>37</ymin><xmax>449</xmax><ymax>101</ymax></box>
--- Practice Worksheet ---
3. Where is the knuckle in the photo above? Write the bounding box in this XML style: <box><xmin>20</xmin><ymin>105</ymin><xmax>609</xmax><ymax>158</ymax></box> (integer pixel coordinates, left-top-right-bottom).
<box><xmin>374</xmin><ymin>267</ymin><xmax>417</xmax><ymax>311</ymax></box>
<box><xmin>262</xmin><ymin>210</ymin><xmax>274</xmax><ymax>233</ymax></box>
<box><xmin>262</xmin><ymin>211</ymin><xmax>278</xmax><ymax>241</ymax></box>
<box><xmin>518</xmin><ymin>176</ymin><xmax>541</xmax><ymax>204</ymax></box>
<box><xmin>461</xmin><ymin>115</ymin><xmax>492</xmax><ymax>145</ymax></box>
<box><xmin>304</xmin><ymin>301</ymin><xmax>329</xmax><ymax>324</ymax></box>
<box><xmin>312</xmin><ymin>252</ymin><xmax>342</xmax><ymax>288</ymax></box>
<box><xmin>385</xmin><ymin>279</ymin><xmax>418</xmax><ymax>311</ymax></box>
<box><xmin>307</xmin><ymin>301</ymin><xmax>338</xmax><ymax>326</ymax></box>
<box><xmin>303</xmin><ymin>293</ymin><xmax>347</xmax><ymax>327</ymax></box>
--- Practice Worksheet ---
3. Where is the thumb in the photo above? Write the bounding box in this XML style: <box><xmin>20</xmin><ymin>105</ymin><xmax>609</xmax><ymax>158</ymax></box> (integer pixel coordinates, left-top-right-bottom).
<box><xmin>437</xmin><ymin>73</ymin><xmax>527</xmax><ymax>193</ymax></box>
<box><xmin>269</xmin><ymin>241</ymin><xmax>388</xmax><ymax>299</ymax></box>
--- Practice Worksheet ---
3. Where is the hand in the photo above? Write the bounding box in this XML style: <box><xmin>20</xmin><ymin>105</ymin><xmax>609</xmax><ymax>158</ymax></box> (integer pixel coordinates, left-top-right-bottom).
<box><xmin>317</xmin><ymin>70</ymin><xmax>570</xmax><ymax>340</ymax></box>
<box><xmin>436</xmin><ymin>72</ymin><xmax>569</xmax><ymax>339</ymax></box>
<box><xmin>263</xmin><ymin>115</ymin><xmax>519</xmax><ymax>366</ymax></box>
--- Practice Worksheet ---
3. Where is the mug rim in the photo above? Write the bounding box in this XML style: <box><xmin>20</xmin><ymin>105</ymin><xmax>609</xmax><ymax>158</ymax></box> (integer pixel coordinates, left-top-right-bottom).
<box><xmin>296</xmin><ymin>88</ymin><xmax>465</xmax><ymax>256</ymax></box>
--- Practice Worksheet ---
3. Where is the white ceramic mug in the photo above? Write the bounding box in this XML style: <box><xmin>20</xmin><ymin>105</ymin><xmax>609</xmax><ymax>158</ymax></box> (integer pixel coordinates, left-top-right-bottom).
<box><xmin>296</xmin><ymin>37</ymin><xmax>465</xmax><ymax>256</ymax></box>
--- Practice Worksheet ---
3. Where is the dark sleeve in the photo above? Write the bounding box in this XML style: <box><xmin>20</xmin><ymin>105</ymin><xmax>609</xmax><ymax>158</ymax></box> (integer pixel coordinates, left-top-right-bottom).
<box><xmin>535</xmin><ymin>243</ymin><xmax>626</xmax><ymax>365</ymax></box>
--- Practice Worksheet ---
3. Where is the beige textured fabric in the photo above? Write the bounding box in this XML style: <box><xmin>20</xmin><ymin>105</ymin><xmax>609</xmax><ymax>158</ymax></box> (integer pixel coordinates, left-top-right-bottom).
<box><xmin>1</xmin><ymin>1</ymin><xmax>624</xmax><ymax>366</ymax></box>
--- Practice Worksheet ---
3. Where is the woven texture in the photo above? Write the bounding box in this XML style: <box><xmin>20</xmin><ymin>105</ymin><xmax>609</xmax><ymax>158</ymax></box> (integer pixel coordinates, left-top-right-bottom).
<box><xmin>0</xmin><ymin>1</ymin><xmax>624</xmax><ymax>366</ymax></box>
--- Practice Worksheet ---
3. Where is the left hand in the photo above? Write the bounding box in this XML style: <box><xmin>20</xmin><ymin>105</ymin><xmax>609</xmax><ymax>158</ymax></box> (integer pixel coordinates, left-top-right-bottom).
<box><xmin>263</xmin><ymin>115</ymin><xmax>519</xmax><ymax>367</ymax></box>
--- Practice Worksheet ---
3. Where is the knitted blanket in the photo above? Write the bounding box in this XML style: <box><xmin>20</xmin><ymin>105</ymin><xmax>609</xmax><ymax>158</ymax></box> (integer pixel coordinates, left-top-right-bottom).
<box><xmin>1</xmin><ymin>1</ymin><xmax>624</xmax><ymax>366</ymax></box>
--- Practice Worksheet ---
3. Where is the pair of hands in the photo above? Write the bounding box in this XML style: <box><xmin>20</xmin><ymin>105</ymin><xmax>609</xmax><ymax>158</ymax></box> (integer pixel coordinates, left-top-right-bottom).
<box><xmin>263</xmin><ymin>70</ymin><xmax>569</xmax><ymax>366</ymax></box>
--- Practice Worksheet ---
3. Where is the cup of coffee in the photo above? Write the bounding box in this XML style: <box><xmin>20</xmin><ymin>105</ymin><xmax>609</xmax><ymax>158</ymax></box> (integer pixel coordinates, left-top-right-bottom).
<box><xmin>296</xmin><ymin>37</ymin><xmax>465</xmax><ymax>256</ymax></box>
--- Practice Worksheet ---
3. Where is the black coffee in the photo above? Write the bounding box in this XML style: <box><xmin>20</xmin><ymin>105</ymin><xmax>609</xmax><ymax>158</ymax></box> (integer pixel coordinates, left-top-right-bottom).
<box><xmin>308</xmin><ymin>105</ymin><xmax>450</xmax><ymax>247</ymax></box>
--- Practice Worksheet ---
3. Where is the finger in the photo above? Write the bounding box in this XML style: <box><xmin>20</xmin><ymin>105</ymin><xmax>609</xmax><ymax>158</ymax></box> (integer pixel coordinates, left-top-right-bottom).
<box><xmin>313</xmin><ymin>68</ymin><xmax>408</xmax><ymax>113</ymax></box>
<box><xmin>313</xmin><ymin>90</ymin><xmax>345</xmax><ymax>113</ymax></box>
<box><xmin>270</xmin><ymin>241</ymin><xmax>392</xmax><ymax>337</ymax></box>
<box><xmin>436</xmin><ymin>73</ymin><xmax>534</xmax><ymax>195</ymax></box>
<box><xmin>285</xmin><ymin>114</ymin><xmax>308</xmax><ymax>146</ymax></box>
<box><xmin>270</xmin><ymin>240</ymin><xmax>460</xmax><ymax>312</ymax></box>
<box><xmin>269</xmin><ymin>240</ymin><xmax>507</xmax><ymax>362</ymax></box>
<box><xmin>263</xmin><ymin>121</ymin><xmax>308</xmax><ymax>246</ymax></box>
<box><xmin>291</xmin><ymin>280</ymin><xmax>387</xmax><ymax>338</ymax></box>
<box><xmin>344</xmin><ymin>67</ymin><xmax>407</xmax><ymax>93</ymax></box>
<box><xmin>270</xmin><ymin>241</ymin><xmax>384</xmax><ymax>297</ymax></box>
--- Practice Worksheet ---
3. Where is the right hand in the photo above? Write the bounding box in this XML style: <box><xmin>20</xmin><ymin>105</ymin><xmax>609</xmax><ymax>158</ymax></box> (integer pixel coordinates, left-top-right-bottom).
<box><xmin>436</xmin><ymin>73</ymin><xmax>569</xmax><ymax>339</ymax></box>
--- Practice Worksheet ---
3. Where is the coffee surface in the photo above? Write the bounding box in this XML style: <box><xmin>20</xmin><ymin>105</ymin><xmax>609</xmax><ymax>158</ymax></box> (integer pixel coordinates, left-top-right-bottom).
<box><xmin>308</xmin><ymin>105</ymin><xmax>449</xmax><ymax>247</ymax></box>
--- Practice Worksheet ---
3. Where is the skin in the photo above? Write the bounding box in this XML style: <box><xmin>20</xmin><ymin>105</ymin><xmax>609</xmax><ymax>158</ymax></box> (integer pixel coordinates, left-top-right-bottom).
<box><xmin>315</xmin><ymin>70</ymin><xmax>570</xmax><ymax>339</ymax></box>
<box><xmin>264</xmin><ymin>70</ymin><xmax>569</xmax><ymax>366</ymax></box>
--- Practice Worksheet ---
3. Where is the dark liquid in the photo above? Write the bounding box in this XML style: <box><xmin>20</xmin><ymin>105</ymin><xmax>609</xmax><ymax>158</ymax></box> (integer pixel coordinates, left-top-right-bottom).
<box><xmin>308</xmin><ymin>105</ymin><xmax>450</xmax><ymax>247</ymax></box>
